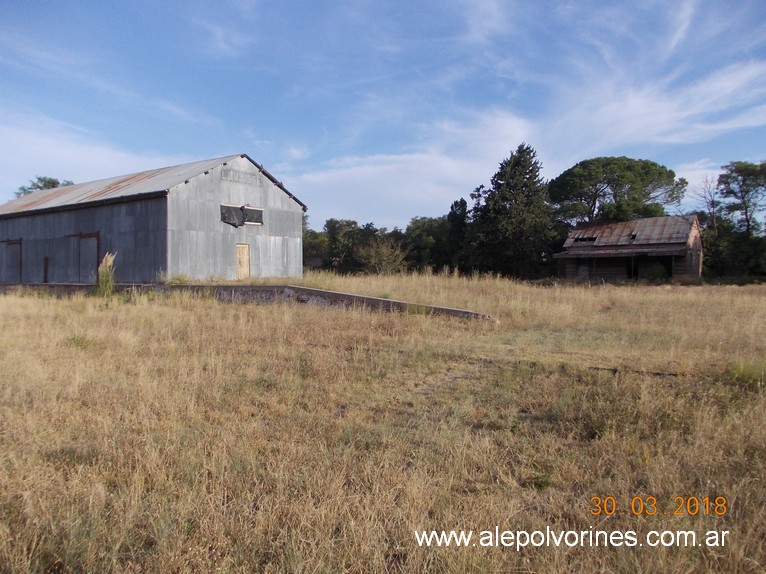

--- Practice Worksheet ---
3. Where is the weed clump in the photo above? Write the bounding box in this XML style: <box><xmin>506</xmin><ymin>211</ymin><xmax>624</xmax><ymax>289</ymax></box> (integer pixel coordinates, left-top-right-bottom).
<box><xmin>96</xmin><ymin>252</ymin><xmax>117</xmax><ymax>297</ymax></box>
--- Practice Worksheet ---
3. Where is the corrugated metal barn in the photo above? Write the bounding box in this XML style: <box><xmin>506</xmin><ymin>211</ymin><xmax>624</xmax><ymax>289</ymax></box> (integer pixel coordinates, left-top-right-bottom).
<box><xmin>0</xmin><ymin>154</ymin><xmax>307</xmax><ymax>284</ymax></box>
<box><xmin>553</xmin><ymin>215</ymin><xmax>704</xmax><ymax>282</ymax></box>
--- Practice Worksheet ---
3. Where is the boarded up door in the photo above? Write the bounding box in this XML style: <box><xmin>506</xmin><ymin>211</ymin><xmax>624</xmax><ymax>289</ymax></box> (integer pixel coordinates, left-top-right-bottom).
<box><xmin>79</xmin><ymin>236</ymin><xmax>98</xmax><ymax>284</ymax></box>
<box><xmin>236</xmin><ymin>244</ymin><xmax>250</xmax><ymax>280</ymax></box>
<box><xmin>1</xmin><ymin>242</ymin><xmax>22</xmax><ymax>284</ymax></box>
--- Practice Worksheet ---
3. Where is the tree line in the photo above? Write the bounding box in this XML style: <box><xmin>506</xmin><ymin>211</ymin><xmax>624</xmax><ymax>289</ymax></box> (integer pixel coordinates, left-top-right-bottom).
<box><xmin>305</xmin><ymin>144</ymin><xmax>766</xmax><ymax>280</ymax></box>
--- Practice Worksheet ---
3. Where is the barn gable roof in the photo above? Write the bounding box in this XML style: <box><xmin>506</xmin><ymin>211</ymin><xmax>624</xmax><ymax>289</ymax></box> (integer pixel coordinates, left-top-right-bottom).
<box><xmin>0</xmin><ymin>154</ymin><xmax>306</xmax><ymax>218</ymax></box>
<box><xmin>554</xmin><ymin>216</ymin><xmax>700</xmax><ymax>259</ymax></box>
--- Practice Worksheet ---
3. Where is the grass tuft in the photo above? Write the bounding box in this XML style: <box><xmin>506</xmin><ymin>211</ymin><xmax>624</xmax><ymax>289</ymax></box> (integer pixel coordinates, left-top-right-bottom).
<box><xmin>96</xmin><ymin>252</ymin><xmax>116</xmax><ymax>297</ymax></box>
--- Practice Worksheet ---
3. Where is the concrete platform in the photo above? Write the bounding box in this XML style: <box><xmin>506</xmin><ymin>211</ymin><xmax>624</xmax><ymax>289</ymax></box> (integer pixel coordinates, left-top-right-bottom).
<box><xmin>0</xmin><ymin>283</ymin><xmax>496</xmax><ymax>321</ymax></box>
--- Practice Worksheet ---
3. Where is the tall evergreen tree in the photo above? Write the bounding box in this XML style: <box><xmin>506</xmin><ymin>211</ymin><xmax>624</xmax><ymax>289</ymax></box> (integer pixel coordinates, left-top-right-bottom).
<box><xmin>446</xmin><ymin>198</ymin><xmax>468</xmax><ymax>270</ymax></box>
<box><xmin>468</xmin><ymin>143</ymin><xmax>555</xmax><ymax>278</ymax></box>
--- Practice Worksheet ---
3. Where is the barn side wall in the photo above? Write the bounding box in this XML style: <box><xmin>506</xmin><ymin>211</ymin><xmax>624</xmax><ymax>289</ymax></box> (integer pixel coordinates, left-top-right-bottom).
<box><xmin>0</xmin><ymin>198</ymin><xmax>167</xmax><ymax>284</ymax></box>
<box><xmin>166</xmin><ymin>156</ymin><xmax>303</xmax><ymax>280</ymax></box>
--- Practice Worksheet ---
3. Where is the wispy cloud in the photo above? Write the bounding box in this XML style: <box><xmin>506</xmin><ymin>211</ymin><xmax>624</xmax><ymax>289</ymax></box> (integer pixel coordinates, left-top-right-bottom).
<box><xmin>0</xmin><ymin>106</ymin><xmax>189</xmax><ymax>202</ymax></box>
<box><xmin>0</xmin><ymin>32</ymin><xmax>94</xmax><ymax>72</ymax></box>
<box><xmin>549</xmin><ymin>59</ymin><xmax>766</xmax><ymax>159</ymax></box>
<box><xmin>287</xmin><ymin>109</ymin><xmax>533</xmax><ymax>229</ymax></box>
<box><xmin>186</xmin><ymin>0</ymin><xmax>260</xmax><ymax>58</ymax></box>
<box><xmin>666</xmin><ymin>0</ymin><xmax>696</xmax><ymax>56</ymax></box>
<box><xmin>456</xmin><ymin>0</ymin><xmax>510</xmax><ymax>45</ymax></box>
<box><xmin>0</xmin><ymin>31</ymin><xmax>220</xmax><ymax>127</ymax></box>
<box><xmin>192</xmin><ymin>20</ymin><xmax>255</xmax><ymax>58</ymax></box>
<box><xmin>1</xmin><ymin>1</ymin><xmax>763</xmax><ymax>229</ymax></box>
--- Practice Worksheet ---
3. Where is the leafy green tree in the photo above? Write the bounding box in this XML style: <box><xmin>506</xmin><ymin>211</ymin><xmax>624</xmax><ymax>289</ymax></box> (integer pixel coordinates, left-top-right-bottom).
<box><xmin>322</xmin><ymin>219</ymin><xmax>405</xmax><ymax>274</ymax></box>
<box><xmin>16</xmin><ymin>176</ymin><xmax>73</xmax><ymax>198</ymax></box>
<box><xmin>324</xmin><ymin>219</ymin><xmax>362</xmax><ymax>272</ymax></box>
<box><xmin>548</xmin><ymin>157</ymin><xmax>686</xmax><ymax>224</ymax></box>
<box><xmin>690</xmin><ymin>162</ymin><xmax>766</xmax><ymax>279</ymax></box>
<box><xmin>468</xmin><ymin>143</ymin><xmax>556</xmax><ymax>278</ymax></box>
<box><xmin>302</xmin><ymin>216</ymin><xmax>329</xmax><ymax>269</ymax></box>
<box><xmin>403</xmin><ymin>216</ymin><xmax>450</xmax><ymax>271</ymax></box>
<box><xmin>701</xmin><ymin>217</ymin><xmax>766</xmax><ymax>278</ymax></box>
<box><xmin>717</xmin><ymin>160</ymin><xmax>766</xmax><ymax>236</ymax></box>
<box><xmin>355</xmin><ymin>237</ymin><xmax>406</xmax><ymax>274</ymax></box>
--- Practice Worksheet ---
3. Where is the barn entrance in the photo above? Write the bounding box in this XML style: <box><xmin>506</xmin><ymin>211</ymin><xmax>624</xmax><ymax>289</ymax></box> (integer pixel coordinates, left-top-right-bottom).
<box><xmin>78</xmin><ymin>235</ymin><xmax>99</xmax><ymax>284</ymax></box>
<box><xmin>1</xmin><ymin>240</ymin><xmax>22</xmax><ymax>284</ymax></box>
<box><xmin>236</xmin><ymin>244</ymin><xmax>250</xmax><ymax>280</ymax></box>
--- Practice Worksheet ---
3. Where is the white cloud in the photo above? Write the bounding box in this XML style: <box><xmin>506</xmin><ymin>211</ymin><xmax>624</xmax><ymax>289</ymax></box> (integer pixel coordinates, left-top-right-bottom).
<box><xmin>0</xmin><ymin>30</ymin><xmax>220</xmax><ymax>128</ymax></box>
<box><xmin>0</xmin><ymin>109</ymin><xmax>190</xmax><ymax>203</ymax></box>
<box><xmin>286</xmin><ymin>146</ymin><xmax>311</xmax><ymax>161</ymax></box>
<box><xmin>457</xmin><ymin>0</ymin><xmax>510</xmax><ymax>45</ymax></box>
<box><xmin>666</xmin><ymin>0</ymin><xmax>696</xmax><ymax>56</ymax></box>
<box><xmin>3</xmin><ymin>1</ymin><xmax>764</xmax><ymax>232</ymax></box>
<box><xmin>193</xmin><ymin>20</ymin><xmax>254</xmax><ymax>58</ymax></box>
<box><xmin>675</xmin><ymin>158</ymin><xmax>720</xmax><ymax>183</ymax></box>
<box><xmin>544</xmin><ymin>59</ymin><xmax>766</xmax><ymax>165</ymax></box>
<box><xmin>0</xmin><ymin>33</ymin><xmax>95</xmax><ymax>76</ymax></box>
<box><xmin>287</xmin><ymin>109</ymin><xmax>535</xmax><ymax>229</ymax></box>
<box><xmin>187</xmin><ymin>0</ymin><xmax>260</xmax><ymax>59</ymax></box>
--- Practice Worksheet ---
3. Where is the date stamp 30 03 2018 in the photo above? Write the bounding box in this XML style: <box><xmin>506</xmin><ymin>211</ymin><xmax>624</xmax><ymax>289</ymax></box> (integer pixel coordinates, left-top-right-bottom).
<box><xmin>588</xmin><ymin>495</ymin><xmax>728</xmax><ymax>517</ymax></box>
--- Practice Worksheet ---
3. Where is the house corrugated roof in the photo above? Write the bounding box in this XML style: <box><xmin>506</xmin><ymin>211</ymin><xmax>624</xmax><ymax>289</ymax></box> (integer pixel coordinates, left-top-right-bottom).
<box><xmin>562</xmin><ymin>216</ymin><xmax>696</xmax><ymax>248</ymax></box>
<box><xmin>0</xmin><ymin>154</ymin><xmax>306</xmax><ymax>217</ymax></box>
<box><xmin>554</xmin><ymin>216</ymin><xmax>699</xmax><ymax>259</ymax></box>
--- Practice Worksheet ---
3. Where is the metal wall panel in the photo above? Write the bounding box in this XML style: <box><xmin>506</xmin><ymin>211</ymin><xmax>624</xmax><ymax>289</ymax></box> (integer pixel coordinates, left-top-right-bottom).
<box><xmin>0</xmin><ymin>198</ymin><xmax>168</xmax><ymax>283</ymax></box>
<box><xmin>0</xmin><ymin>242</ymin><xmax>22</xmax><ymax>284</ymax></box>
<box><xmin>166</xmin><ymin>156</ymin><xmax>303</xmax><ymax>280</ymax></box>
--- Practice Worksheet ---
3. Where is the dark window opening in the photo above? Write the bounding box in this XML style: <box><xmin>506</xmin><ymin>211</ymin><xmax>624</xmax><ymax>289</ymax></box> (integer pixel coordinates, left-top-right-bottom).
<box><xmin>221</xmin><ymin>205</ymin><xmax>245</xmax><ymax>227</ymax></box>
<box><xmin>243</xmin><ymin>206</ymin><xmax>263</xmax><ymax>225</ymax></box>
<box><xmin>573</xmin><ymin>236</ymin><xmax>597</xmax><ymax>243</ymax></box>
<box><xmin>221</xmin><ymin>205</ymin><xmax>263</xmax><ymax>227</ymax></box>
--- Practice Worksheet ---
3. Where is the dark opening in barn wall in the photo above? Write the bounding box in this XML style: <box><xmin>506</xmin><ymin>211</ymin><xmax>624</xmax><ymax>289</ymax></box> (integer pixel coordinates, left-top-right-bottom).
<box><xmin>220</xmin><ymin>205</ymin><xmax>246</xmax><ymax>227</ymax></box>
<box><xmin>243</xmin><ymin>207</ymin><xmax>263</xmax><ymax>225</ymax></box>
<box><xmin>78</xmin><ymin>235</ymin><xmax>99</xmax><ymax>284</ymax></box>
<box><xmin>221</xmin><ymin>205</ymin><xmax>264</xmax><ymax>228</ymax></box>
<box><xmin>1</xmin><ymin>240</ymin><xmax>22</xmax><ymax>284</ymax></box>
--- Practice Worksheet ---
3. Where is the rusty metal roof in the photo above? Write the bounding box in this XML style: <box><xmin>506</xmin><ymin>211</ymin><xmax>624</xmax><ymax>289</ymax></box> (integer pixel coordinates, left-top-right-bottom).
<box><xmin>554</xmin><ymin>216</ymin><xmax>700</xmax><ymax>259</ymax></box>
<box><xmin>0</xmin><ymin>154</ymin><xmax>306</xmax><ymax>216</ymax></box>
<box><xmin>562</xmin><ymin>216</ymin><xmax>698</xmax><ymax>249</ymax></box>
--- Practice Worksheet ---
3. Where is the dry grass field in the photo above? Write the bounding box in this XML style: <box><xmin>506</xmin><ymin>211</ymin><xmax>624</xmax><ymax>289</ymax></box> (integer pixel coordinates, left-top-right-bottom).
<box><xmin>1</xmin><ymin>272</ymin><xmax>764</xmax><ymax>573</ymax></box>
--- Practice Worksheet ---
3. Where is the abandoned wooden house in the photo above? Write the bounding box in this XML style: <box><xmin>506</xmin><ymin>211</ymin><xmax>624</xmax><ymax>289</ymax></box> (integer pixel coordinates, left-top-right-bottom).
<box><xmin>0</xmin><ymin>154</ymin><xmax>307</xmax><ymax>284</ymax></box>
<box><xmin>553</xmin><ymin>215</ymin><xmax>703</xmax><ymax>282</ymax></box>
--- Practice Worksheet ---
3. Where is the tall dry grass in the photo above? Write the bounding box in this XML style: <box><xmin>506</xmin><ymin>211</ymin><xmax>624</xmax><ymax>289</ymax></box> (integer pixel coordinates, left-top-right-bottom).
<box><xmin>0</xmin><ymin>273</ymin><xmax>764</xmax><ymax>573</ymax></box>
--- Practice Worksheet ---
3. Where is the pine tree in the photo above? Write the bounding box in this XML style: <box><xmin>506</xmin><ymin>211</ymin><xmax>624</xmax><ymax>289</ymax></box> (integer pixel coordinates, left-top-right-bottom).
<box><xmin>468</xmin><ymin>143</ymin><xmax>555</xmax><ymax>278</ymax></box>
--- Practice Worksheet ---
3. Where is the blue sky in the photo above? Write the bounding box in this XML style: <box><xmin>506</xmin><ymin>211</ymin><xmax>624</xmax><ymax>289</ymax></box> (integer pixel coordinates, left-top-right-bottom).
<box><xmin>1</xmin><ymin>0</ymin><xmax>765</xmax><ymax>229</ymax></box>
